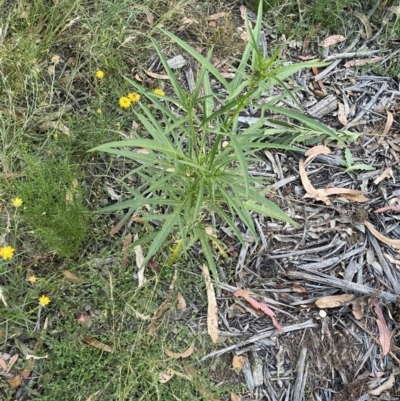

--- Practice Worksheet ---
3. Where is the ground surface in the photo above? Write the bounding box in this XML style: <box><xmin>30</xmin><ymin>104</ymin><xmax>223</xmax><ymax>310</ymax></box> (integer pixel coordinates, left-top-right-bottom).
<box><xmin>0</xmin><ymin>0</ymin><xmax>400</xmax><ymax>400</ymax></box>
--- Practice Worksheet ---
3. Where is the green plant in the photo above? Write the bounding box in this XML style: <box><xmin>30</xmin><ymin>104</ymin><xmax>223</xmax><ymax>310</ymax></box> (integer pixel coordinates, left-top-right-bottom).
<box><xmin>15</xmin><ymin>155</ymin><xmax>89</xmax><ymax>257</ymax></box>
<box><xmin>90</xmin><ymin>2</ymin><xmax>346</xmax><ymax>280</ymax></box>
<box><xmin>341</xmin><ymin>148</ymin><xmax>374</xmax><ymax>172</ymax></box>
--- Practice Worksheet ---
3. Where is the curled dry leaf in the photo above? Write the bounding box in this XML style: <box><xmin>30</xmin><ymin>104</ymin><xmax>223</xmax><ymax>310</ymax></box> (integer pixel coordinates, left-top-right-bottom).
<box><xmin>353</xmin><ymin>11</ymin><xmax>372</xmax><ymax>39</ymax></box>
<box><xmin>232</xmin><ymin>355</ymin><xmax>246</xmax><ymax>373</ymax></box>
<box><xmin>202</xmin><ymin>264</ymin><xmax>219</xmax><ymax>343</ymax></box>
<box><xmin>144</xmin><ymin>70</ymin><xmax>170</xmax><ymax>80</ymax></box>
<box><xmin>368</xmin><ymin>373</ymin><xmax>395</xmax><ymax>395</ymax></box>
<box><xmin>382</xmin><ymin>110</ymin><xmax>394</xmax><ymax>136</ymax></box>
<box><xmin>315</xmin><ymin>294</ymin><xmax>354</xmax><ymax>308</ymax></box>
<box><xmin>26</xmin><ymin>354</ymin><xmax>48</xmax><ymax>360</ymax></box>
<box><xmin>344</xmin><ymin>57</ymin><xmax>384</xmax><ymax>68</ymax></box>
<box><xmin>62</xmin><ymin>270</ymin><xmax>80</xmax><ymax>283</ymax></box>
<box><xmin>364</xmin><ymin>220</ymin><xmax>400</xmax><ymax>250</ymax></box>
<box><xmin>234</xmin><ymin>289</ymin><xmax>283</xmax><ymax>331</ymax></box>
<box><xmin>319</xmin><ymin>34</ymin><xmax>346</xmax><ymax>48</ymax></box>
<box><xmin>231</xmin><ymin>393</ymin><xmax>241</xmax><ymax>401</ymax></box>
<box><xmin>338</xmin><ymin>102</ymin><xmax>348</xmax><ymax>125</ymax></box>
<box><xmin>304</xmin><ymin>145</ymin><xmax>331</xmax><ymax>165</ymax></box>
<box><xmin>121</xmin><ymin>233</ymin><xmax>132</xmax><ymax>270</ymax></box>
<box><xmin>375</xmin><ymin>204</ymin><xmax>400</xmax><ymax>214</ymax></box>
<box><xmin>299</xmin><ymin>159</ymin><xmax>330</xmax><ymax>205</ymax></box>
<box><xmin>372</xmin><ymin>298</ymin><xmax>391</xmax><ymax>356</ymax></box>
<box><xmin>177</xmin><ymin>292</ymin><xmax>187</xmax><ymax>310</ymax></box>
<box><xmin>82</xmin><ymin>336</ymin><xmax>113</xmax><ymax>353</ymax></box>
<box><xmin>164</xmin><ymin>342</ymin><xmax>194</xmax><ymax>359</ymax></box>
<box><xmin>374</xmin><ymin>167</ymin><xmax>392</xmax><ymax>185</ymax></box>
<box><xmin>159</xmin><ymin>370</ymin><xmax>174</xmax><ymax>384</ymax></box>
<box><xmin>350</xmin><ymin>298</ymin><xmax>365</xmax><ymax>320</ymax></box>
<box><xmin>208</xmin><ymin>12</ymin><xmax>226</xmax><ymax>20</ymax></box>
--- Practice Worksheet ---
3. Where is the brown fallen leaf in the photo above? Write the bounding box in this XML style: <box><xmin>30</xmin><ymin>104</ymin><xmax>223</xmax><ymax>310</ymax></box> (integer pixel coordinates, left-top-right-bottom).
<box><xmin>202</xmin><ymin>264</ymin><xmax>219</xmax><ymax>343</ymax></box>
<box><xmin>319</xmin><ymin>34</ymin><xmax>346</xmax><ymax>48</ymax></box>
<box><xmin>375</xmin><ymin>204</ymin><xmax>400</xmax><ymax>214</ymax></box>
<box><xmin>299</xmin><ymin>159</ymin><xmax>330</xmax><ymax>205</ymax></box>
<box><xmin>231</xmin><ymin>393</ymin><xmax>241</xmax><ymax>401</ymax></box>
<box><xmin>39</xmin><ymin>121</ymin><xmax>70</xmax><ymax>135</ymax></box>
<box><xmin>384</xmin><ymin>253</ymin><xmax>400</xmax><ymax>266</ymax></box>
<box><xmin>297</xmin><ymin>55</ymin><xmax>318</xmax><ymax>60</ymax></box>
<box><xmin>338</xmin><ymin>102</ymin><xmax>348</xmax><ymax>125</ymax></box>
<box><xmin>353</xmin><ymin>11</ymin><xmax>372</xmax><ymax>39</ymax></box>
<box><xmin>164</xmin><ymin>342</ymin><xmax>194</xmax><ymax>359</ymax></box>
<box><xmin>5</xmin><ymin>354</ymin><xmax>18</xmax><ymax>373</ymax></box>
<box><xmin>7</xmin><ymin>375</ymin><xmax>22</xmax><ymax>388</ymax></box>
<box><xmin>121</xmin><ymin>233</ymin><xmax>131</xmax><ymax>270</ymax></box>
<box><xmin>371</xmin><ymin>298</ymin><xmax>391</xmax><ymax>356</ymax></box>
<box><xmin>0</xmin><ymin>357</ymin><xmax>6</xmax><ymax>371</ymax></box>
<box><xmin>292</xmin><ymin>283</ymin><xmax>307</xmax><ymax>293</ymax></box>
<box><xmin>339</xmin><ymin>193</ymin><xmax>369</xmax><ymax>202</ymax></box>
<box><xmin>350</xmin><ymin>298</ymin><xmax>365</xmax><ymax>320</ymax></box>
<box><xmin>159</xmin><ymin>370</ymin><xmax>174</xmax><ymax>384</ymax></box>
<box><xmin>304</xmin><ymin>145</ymin><xmax>331</xmax><ymax>165</ymax></box>
<box><xmin>177</xmin><ymin>292</ymin><xmax>187</xmax><ymax>310</ymax></box>
<box><xmin>62</xmin><ymin>270</ymin><xmax>80</xmax><ymax>283</ymax></box>
<box><xmin>369</xmin><ymin>373</ymin><xmax>395</xmax><ymax>395</ymax></box>
<box><xmin>374</xmin><ymin>167</ymin><xmax>392</xmax><ymax>185</ymax></box>
<box><xmin>315</xmin><ymin>294</ymin><xmax>354</xmax><ymax>308</ymax></box>
<box><xmin>382</xmin><ymin>110</ymin><xmax>394</xmax><ymax>136</ymax></box>
<box><xmin>182</xmin><ymin>17</ymin><xmax>199</xmax><ymax>24</ymax></box>
<box><xmin>232</xmin><ymin>355</ymin><xmax>246</xmax><ymax>373</ymax></box>
<box><xmin>234</xmin><ymin>289</ymin><xmax>282</xmax><ymax>331</ymax></box>
<box><xmin>82</xmin><ymin>336</ymin><xmax>113</xmax><ymax>353</ymax></box>
<box><xmin>144</xmin><ymin>70</ymin><xmax>169</xmax><ymax>80</ymax></box>
<box><xmin>85</xmin><ymin>390</ymin><xmax>102</xmax><ymax>401</ymax></box>
<box><xmin>344</xmin><ymin>57</ymin><xmax>384</xmax><ymax>68</ymax></box>
<box><xmin>208</xmin><ymin>12</ymin><xmax>226</xmax><ymax>20</ymax></box>
<box><xmin>364</xmin><ymin>220</ymin><xmax>400</xmax><ymax>250</ymax></box>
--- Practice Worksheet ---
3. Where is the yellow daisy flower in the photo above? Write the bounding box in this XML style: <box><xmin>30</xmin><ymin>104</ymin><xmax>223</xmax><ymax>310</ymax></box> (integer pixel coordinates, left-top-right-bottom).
<box><xmin>39</xmin><ymin>295</ymin><xmax>51</xmax><ymax>307</ymax></box>
<box><xmin>12</xmin><ymin>197</ymin><xmax>23</xmax><ymax>207</ymax></box>
<box><xmin>95</xmin><ymin>70</ymin><xmax>105</xmax><ymax>79</ymax></box>
<box><xmin>28</xmin><ymin>275</ymin><xmax>37</xmax><ymax>284</ymax></box>
<box><xmin>119</xmin><ymin>96</ymin><xmax>131</xmax><ymax>109</ymax></box>
<box><xmin>0</xmin><ymin>245</ymin><xmax>15</xmax><ymax>260</ymax></box>
<box><xmin>128</xmin><ymin>92</ymin><xmax>141</xmax><ymax>103</ymax></box>
<box><xmin>153</xmin><ymin>88</ymin><xmax>165</xmax><ymax>96</ymax></box>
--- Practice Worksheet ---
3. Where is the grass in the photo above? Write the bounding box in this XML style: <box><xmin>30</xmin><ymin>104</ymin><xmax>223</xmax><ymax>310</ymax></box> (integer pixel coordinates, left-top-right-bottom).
<box><xmin>0</xmin><ymin>0</ymin><xmax>397</xmax><ymax>399</ymax></box>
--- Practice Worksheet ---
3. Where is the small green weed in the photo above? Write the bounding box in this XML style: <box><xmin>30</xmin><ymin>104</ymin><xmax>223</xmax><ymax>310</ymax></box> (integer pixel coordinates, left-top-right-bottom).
<box><xmin>341</xmin><ymin>148</ymin><xmax>374</xmax><ymax>172</ymax></box>
<box><xmin>14</xmin><ymin>155</ymin><xmax>89</xmax><ymax>257</ymax></box>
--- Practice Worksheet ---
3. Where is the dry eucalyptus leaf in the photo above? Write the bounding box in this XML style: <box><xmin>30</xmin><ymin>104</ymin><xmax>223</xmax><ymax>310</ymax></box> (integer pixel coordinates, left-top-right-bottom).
<box><xmin>344</xmin><ymin>57</ymin><xmax>384</xmax><ymax>67</ymax></box>
<box><xmin>230</xmin><ymin>393</ymin><xmax>241</xmax><ymax>401</ymax></box>
<box><xmin>369</xmin><ymin>373</ymin><xmax>395</xmax><ymax>395</ymax></box>
<box><xmin>159</xmin><ymin>370</ymin><xmax>174</xmax><ymax>384</ymax></box>
<box><xmin>382</xmin><ymin>110</ymin><xmax>394</xmax><ymax>136</ymax></box>
<box><xmin>202</xmin><ymin>264</ymin><xmax>219</xmax><ymax>343</ymax></box>
<box><xmin>232</xmin><ymin>355</ymin><xmax>246</xmax><ymax>373</ymax></box>
<box><xmin>177</xmin><ymin>292</ymin><xmax>187</xmax><ymax>310</ymax></box>
<box><xmin>364</xmin><ymin>220</ymin><xmax>400</xmax><ymax>250</ymax></box>
<box><xmin>353</xmin><ymin>11</ymin><xmax>372</xmax><ymax>38</ymax></box>
<box><xmin>319</xmin><ymin>34</ymin><xmax>346</xmax><ymax>48</ymax></box>
<box><xmin>62</xmin><ymin>270</ymin><xmax>80</xmax><ymax>283</ymax></box>
<box><xmin>82</xmin><ymin>336</ymin><xmax>113</xmax><ymax>353</ymax></box>
<box><xmin>164</xmin><ymin>342</ymin><xmax>194</xmax><ymax>359</ymax></box>
<box><xmin>208</xmin><ymin>12</ymin><xmax>226</xmax><ymax>20</ymax></box>
<box><xmin>374</xmin><ymin>167</ymin><xmax>393</xmax><ymax>185</ymax></box>
<box><xmin>304</xmin><ymin>145</ymin><xmax>331</xmax><ymax>165</ymax></box>
<box><xmin>144</xmin><ymin>70</ymin><xmax>169</xmax><ymax>80</ymax></box>
<box><xmin>338</xmin><ymin>102</ymin><xmax>348</xmax><ymax>125</ymax></box>
<box><xmin>350</xmin><ymin>298</ymin><xmax>364</xmax><ymax>320</ymax></box>
<box><xmin>315</xmin><ymin>294</ymin><xmax>354</xmax><ymax>308</ymax></box>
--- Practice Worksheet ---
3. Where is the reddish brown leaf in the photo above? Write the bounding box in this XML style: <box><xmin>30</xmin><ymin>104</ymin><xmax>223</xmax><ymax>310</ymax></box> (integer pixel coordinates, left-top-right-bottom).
<box><xmin>371</xmin><ymin>298</ymin><xmax>391</xmax><ymax>356</ymax></box>
<box><xmin>234</xmin><ymin>289</ymin><xmax>282</xmax><ymax>331</ymax></box>
<box><xmin>375</xmin><ymin>205</ymin><xmax>400</xmax><ymax>214</ymax></box>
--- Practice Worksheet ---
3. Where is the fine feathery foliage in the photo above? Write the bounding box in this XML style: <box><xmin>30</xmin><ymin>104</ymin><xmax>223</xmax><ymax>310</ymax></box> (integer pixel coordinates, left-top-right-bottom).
<box><xmin>90</xmin><ymin>2</ymin><xmax>346</xmax><ymax>280</ymax></box>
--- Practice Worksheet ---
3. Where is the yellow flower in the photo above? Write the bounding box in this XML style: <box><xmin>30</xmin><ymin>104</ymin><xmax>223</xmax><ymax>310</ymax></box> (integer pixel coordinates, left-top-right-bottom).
<box><xmin>39</xmin><ymin>295</ymin><xmax>51</xmax><ymax>307</ymax></box>
<box><xmin>95</xmin><ymin>70</ymin><xmax>105</xmax><ymax>79</ymax></box>
<box><xmin>153</xmin><ymin>88</ymin><xmax>165</xmax><ymax>96</ymax></box>
<box><xmin>12</xmin><ymin>197</ymin><xmax>23</xmax><ymax>207</ymax></box>
<box><xmin>28</xmin><ymin>275</ymin><xmax>37</xmax><ymax>284</ymax></box>
<box><xmin>119</xmin><ymin>96</ymin><xmax>131</xmax><ymax>109</ymax></box>
<box><xmin>128</xmin><ymin>92</ymin><xmax>141</xmax><ymax>103</ymax></box>
<box><xmin>0</xmin><ymin>245</ymin><xmax>15</xmax><ymax>260</ymax></box>
<box><xmin>51</xmin><ymin>55</ymin><xmax>60</xmax><ymax>64</ymax></box>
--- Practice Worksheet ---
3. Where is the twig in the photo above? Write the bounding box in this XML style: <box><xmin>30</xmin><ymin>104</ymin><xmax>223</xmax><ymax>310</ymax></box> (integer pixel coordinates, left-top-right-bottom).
<box><xmin>292</xmin><ymin>347</ymin><xmax>308</xmax><ymax>401</ymax></box>
<box><xmin>285</xmin><ymin>271</ymin><xmax>399</xmax><ymax>302</ymax></box>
